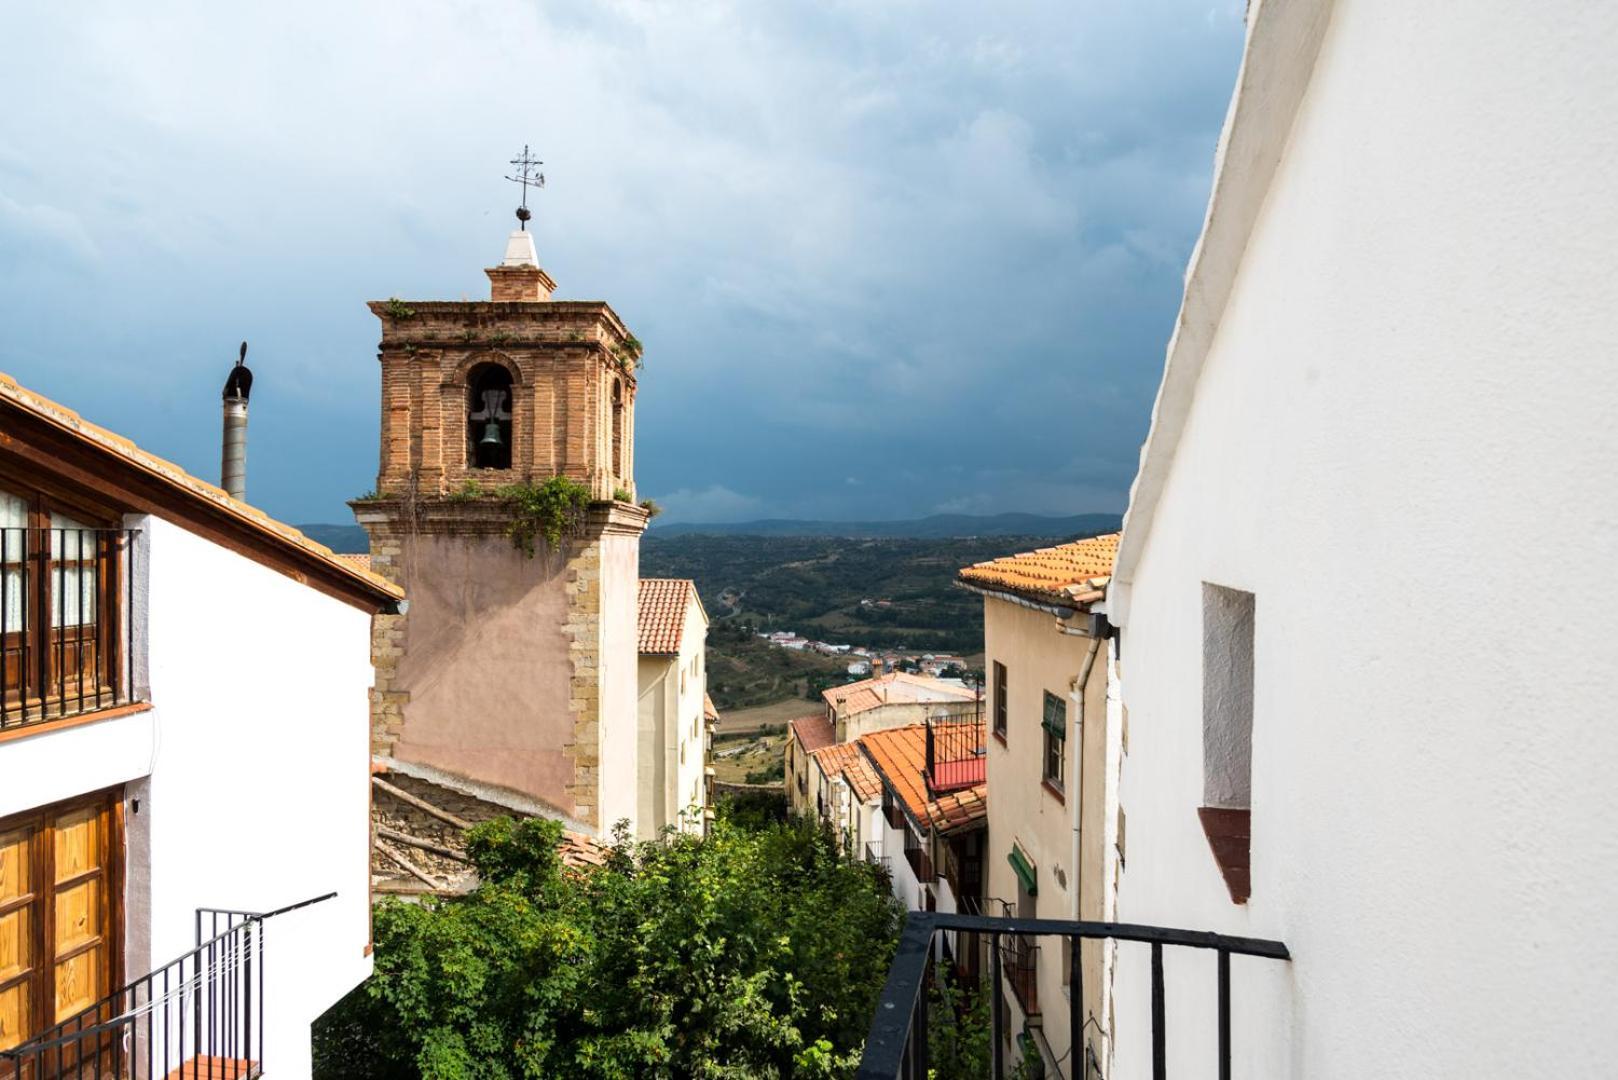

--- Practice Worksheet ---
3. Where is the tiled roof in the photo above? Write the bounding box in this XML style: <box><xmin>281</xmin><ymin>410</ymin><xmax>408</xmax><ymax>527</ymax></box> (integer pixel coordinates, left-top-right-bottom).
<box><xmin>789</xmin><ymin>713</ymin><xmax>836</xmax><ymax>754</ymax></box>
<box><xmin>810</xmin><ymin>742</ymin><xmax>881</xmax><ymax>803</ymax></box>
<box><xmin>957</xmin><ymin>532</ymin><xmax>1120</xmax><ymax>609</ymax></box>
<box><xmin>858</xmin><ymin>725</ymin><xmax>987</xmax><ymax>835</ymax></box>
<box><xmin>823</xmin><ymin>671</ymin><xmax>978</xmax><ymax>716</ymax></box>
<box><xmin>337</xmin><ymin>553</ymin><xmax>372</xmax><ymax>572</ymax></box>
<box><xmin>638</xmin><ymin>578</ymin><xmax>696</xmax><ymax>654</ymax></box>
<box><xmin>0</xmin><ymin>371</ymin><xmax>402</xmax><ymax>606</ymax></box>
<box><xmin>703</xmin><ymin>693</ymin><xmax>719</xmax><ymax>722</ymax></box>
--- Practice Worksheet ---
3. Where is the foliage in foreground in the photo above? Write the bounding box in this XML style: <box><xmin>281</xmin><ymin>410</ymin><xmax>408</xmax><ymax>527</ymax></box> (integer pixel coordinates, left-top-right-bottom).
<box><xmin>314</xmin><ymin>813</ymin><xmax>901</xmax><ymax>1079</ymax></box>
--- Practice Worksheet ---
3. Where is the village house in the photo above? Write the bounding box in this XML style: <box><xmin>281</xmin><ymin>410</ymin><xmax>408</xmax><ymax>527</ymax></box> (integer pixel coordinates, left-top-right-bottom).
<box><xmin>859</xmin><ymin>724</ymin><xmax>987</xmax><ymax>971</ymax></box>
<box><xmin>786</xmin><ymin>670</ymin><xmax>980</xmax><ymax>820</ymax></box>
<box><xmin>0</xmin><ymin>370</ymin><xmax>400</xmax><ymax>1078</ymax></box>
<box><xmin>957</xmin><ymin>533</ymin><xmax>1119</xmax><ymax>1076</ymax></box>
<box><xmin>636</xmin><ymin>577</ymin><xmax>713</xmax><ymax>835</ymax></box>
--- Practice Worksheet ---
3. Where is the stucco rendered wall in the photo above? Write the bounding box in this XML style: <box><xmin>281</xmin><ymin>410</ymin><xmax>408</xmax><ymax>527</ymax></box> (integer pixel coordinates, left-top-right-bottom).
<box><xmin>386</xmin><ymin>532</ymin><xmax>577</xmax><ymax>812</ymax></box>
<box><xmin>1110</xmin><ymin>2</ymin><xmax>1618</xmax><ymax>1077</ymax></box>
<box><xmin>981</xmin><ymin>597</ymin><xmax>1109</xmax><ymax>1076</ymax></box>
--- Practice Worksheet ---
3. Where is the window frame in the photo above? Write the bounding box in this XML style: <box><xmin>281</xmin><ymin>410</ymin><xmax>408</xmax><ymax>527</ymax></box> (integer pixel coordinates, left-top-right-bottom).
<box><xmin>1041</xmin><ymin>690</ymin><xmax>1066</xmax><ymax>790</ymax></box>
<box><xmin>0</xmin><ymin>471</ymin><xmax>125</xmax><ymax>728</ymax></box>
<box><xmin>992</xmin><ymin>661</ymin><xmax>1008</xmax><ymax>741</ymax></box>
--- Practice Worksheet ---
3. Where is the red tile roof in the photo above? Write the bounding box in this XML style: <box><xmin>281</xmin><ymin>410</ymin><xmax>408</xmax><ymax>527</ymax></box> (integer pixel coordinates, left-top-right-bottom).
<box><xmin>958</xmin><ymin>532</ymin><xmax>1120</xmax><ymax>609</ymax></box>
<box><xmin>810</xmin><ymin>742</ymin><xmax>881</xmax><ymax>802</ymax></box>
<box><xmin>703</xmin><ymin>693</ymin><xmax>719</xmax><ymax>722</ymax></box>
<box><xmin>638</xmin><ymin>578</ymin><xmax>696</xmax><ymax>654</ymax></box>
<box><xmin>858</xmin><ymin>724</ymin><xmax>987</xmax><ymax>835</ymax></box>
<box><xmin>337</xmin><ymin>553</ymin><xmax>372</xmax><ymax>572</ymax></box>
<box><xmin>0</xmin><ymin>371</ymin><xmax>401</xmax><ymax>608</ymax></box>
<box><xmin>823</xmin><ymin>671</ymin><xmax>978</xmax><ymax>716</ymax></box>
<box><xmin>789</xmin><ymin>714</ymin><xmax>836</xmax><ymax>754</ymax></box>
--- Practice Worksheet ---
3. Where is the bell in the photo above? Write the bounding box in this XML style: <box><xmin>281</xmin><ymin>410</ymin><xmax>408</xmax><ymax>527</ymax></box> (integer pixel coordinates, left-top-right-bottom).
<box><xmin>479</xmin><ymin>420</ymin><xmax>505</xmax><ymax>450</ymax></box>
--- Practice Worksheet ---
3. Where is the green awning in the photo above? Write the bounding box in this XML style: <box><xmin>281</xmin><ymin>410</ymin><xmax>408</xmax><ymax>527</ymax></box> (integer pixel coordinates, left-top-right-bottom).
<box><xmin>1008</xmin><ymin>844</ymin><xmax>1037</xmax><ymax>896</ymax></box>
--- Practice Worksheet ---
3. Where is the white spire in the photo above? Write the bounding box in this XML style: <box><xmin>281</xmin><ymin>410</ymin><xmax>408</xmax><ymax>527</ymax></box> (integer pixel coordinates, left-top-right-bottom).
<box><xmin>501</xmin><ymin>229</ymin><xmax>539</xmax><ymax>268</ymax></box>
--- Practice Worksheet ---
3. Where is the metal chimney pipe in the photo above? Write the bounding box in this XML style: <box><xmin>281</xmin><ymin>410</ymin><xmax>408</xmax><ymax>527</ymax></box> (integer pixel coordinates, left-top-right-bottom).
<box><xmin>221</xmin><ymin>341</ymin><xmax>253</xmax><ymax>500</ymax></box>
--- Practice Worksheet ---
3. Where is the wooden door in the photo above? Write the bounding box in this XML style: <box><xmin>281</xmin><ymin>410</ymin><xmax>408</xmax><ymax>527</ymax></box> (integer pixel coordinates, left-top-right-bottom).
<box><xmin>0</xmin><ymin>792</ymin><xmax>120</xmax><ymax>1058</ymax></box>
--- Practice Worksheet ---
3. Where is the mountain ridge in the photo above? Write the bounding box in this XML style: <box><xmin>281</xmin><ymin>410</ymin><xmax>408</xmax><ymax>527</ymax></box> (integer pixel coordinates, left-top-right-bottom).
<box><xmin>650</xmin><ymin>511</ymin><xmax>1121</xmax><ymax>540</ymax></box>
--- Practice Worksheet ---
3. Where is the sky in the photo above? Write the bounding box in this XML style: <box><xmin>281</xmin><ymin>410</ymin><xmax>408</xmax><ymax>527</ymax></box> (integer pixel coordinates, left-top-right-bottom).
<box><xmin>0</xmin><ymin>1</ymin><xmax>1244</xmax><ymax>526</ymax></box>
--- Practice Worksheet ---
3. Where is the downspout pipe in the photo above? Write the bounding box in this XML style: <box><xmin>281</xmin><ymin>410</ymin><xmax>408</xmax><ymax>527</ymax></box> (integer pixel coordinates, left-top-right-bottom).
<box><xmin>1065</xmin><ymin>620</ymin><xmax>1103</xmax><ymax>1061</ymax></box>
<box><xmin>221</xmin><ymin>341</ymin><xmax>253</xmax><ymax>501</ymax></box>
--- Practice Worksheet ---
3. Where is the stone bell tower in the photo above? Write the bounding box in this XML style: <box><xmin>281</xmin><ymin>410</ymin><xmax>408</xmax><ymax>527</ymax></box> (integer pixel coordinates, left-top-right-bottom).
<box><xmin>353</xmin><ymin>218</ymin><xmax>649</xmax><ymax>835</ymax></box>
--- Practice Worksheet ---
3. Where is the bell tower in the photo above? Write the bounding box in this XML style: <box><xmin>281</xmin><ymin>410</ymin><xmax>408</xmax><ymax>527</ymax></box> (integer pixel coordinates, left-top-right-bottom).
<box><xmin>353</xmin><ymin>190</ymin><xmax>650</xmax><ymax>836</ymax></box>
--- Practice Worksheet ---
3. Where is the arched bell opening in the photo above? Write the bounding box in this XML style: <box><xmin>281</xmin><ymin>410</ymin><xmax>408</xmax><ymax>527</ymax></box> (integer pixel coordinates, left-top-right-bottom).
<box><xmin>468</xmin><ymin>363</ymin><xmax>514</xmax><ymax>470</ymax></box>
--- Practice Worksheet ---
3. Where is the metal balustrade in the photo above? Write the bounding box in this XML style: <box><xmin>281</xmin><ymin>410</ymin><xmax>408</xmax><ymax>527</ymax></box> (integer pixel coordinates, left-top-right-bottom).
<box><xmin>855</xmin><ymin>911</ymin><xmax>1289</xmax><ymax>1080</ymax></box>
<box><xmin>0</xmin><ymin>894</ymin><xmax>333</xmax><ymax>1080</ymax></box>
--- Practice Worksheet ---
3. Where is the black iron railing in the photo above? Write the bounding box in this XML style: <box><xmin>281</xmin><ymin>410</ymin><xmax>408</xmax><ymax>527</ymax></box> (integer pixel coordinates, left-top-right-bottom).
<box><xmin>865</xmin><ymin>842</ymin><xmax>892</xmax><ymax>878</ymax></box>
<box><xmin>1</xmin><ymin>527</ymin><xmax>140</xmax><ymax>733</ymax></box>
<box><xmin>855</xmin><ymin>911</ymin><xmax>1290</xmax><ymax>1080</ymax></box>
<box><xmin>924</xmin><ymin>712</ymin><xmax>985</xmax><ymax>796</ymax></box>
<box><xmin>0</xmin><ymin>893</ymin><xmax>333</xmax><ymax>1080</ymax></box>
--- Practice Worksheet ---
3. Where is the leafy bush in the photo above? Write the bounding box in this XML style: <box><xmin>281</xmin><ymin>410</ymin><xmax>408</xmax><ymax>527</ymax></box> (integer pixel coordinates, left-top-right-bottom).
<box><xmin>314</xmin><ymin>813</ymin><xmax>899</xmax><ymax>1079</ymax></box>
<box><xmin>498</xmin><ymin>477</ymin><xmax>593</xmax><ymax>556</ymax></box>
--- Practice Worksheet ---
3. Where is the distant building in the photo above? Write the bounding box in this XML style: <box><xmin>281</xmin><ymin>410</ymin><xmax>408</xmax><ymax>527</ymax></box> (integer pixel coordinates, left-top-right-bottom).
<box><xmin>822</xmin><ymin>670</ymin><xmax>979</xmax><ymax>743</ymax></box>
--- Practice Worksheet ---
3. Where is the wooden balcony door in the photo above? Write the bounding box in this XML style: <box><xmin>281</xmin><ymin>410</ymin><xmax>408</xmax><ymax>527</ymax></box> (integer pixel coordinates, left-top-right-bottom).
<box><xmin>0</xmin><ymin>790</ymin><xmax>122</xmax><ymax>1056</ymax></box>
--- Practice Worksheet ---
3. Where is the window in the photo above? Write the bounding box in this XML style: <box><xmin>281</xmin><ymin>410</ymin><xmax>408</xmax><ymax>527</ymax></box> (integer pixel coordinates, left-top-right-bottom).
<box><xmin>992</xmin><ymin>662</ymin><xmax>1007</xmax><ymax>740</ymax></box>
<box><xmin>1</xmin><ymin>482</ymin><xmax>127</xmax><ymax>730</ymax></box>
<box><xmin>467</xmin><ymin>363</ymin><xmax>513</xmax><ymax>470</ymax></box>
<box><xmin>1041</xmin><ymin>691</ymin><xmax>1066</xmax><ymax>789</ymax></box>
<box><xmin>1200</xmin><ymin>583</ymin><xmax>1255</xmax><ymax>903</ymax></box>
<box><xmin>0</xmin><ymin>789</ymin><xmax>122</xmax><ymax>1053</ymax></box>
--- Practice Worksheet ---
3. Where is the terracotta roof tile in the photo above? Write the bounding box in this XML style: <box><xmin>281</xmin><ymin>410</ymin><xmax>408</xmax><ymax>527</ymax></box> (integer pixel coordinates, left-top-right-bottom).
<box><xmin>789</xmin><ymin>713</ymin><xmax>836</xmax><ymax>754</ymax></box>
<box><xmin>857</xmin><ymin>724</ymin><xmax>987</xmax><ymax>835</ymax></box>
<box><xmin>337</xmin><ymin>553</ymin><xmax>372</xmax><ymax>572</ymax></box>
<box><xmin>810</xmin><ymin>742</ymin><xmax>881</xmax><ymax>802</ymax></box>
<box><xmin>0</xmin><ymin>371</ymin><xmax>402</xmax><ymax>604</ymax></box>
<box><xmin>822</xmin><ymin>671</ymin><xmax>978</xmax><ymax>716</ymax></box>
<box><xmin>958</xmin><ymin>532</ymin><xmax>1120</xmax><ymax>609</ymax></box>
<box><xmin>638</xmin><ymin>578</ymin><xmax>696</xmax><ymax>654</ymax></box>
<box><xmin>703</xmin><ymin>693</ymin><xmax>719</xmax><ymax>722</ymax></box>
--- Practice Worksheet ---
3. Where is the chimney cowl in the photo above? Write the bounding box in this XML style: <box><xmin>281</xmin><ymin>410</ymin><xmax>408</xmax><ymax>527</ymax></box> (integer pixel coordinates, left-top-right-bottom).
<box><xmin>222</xmin><ymin>341</ymin><xmax>253</xmax><ymax>402</ymax></box>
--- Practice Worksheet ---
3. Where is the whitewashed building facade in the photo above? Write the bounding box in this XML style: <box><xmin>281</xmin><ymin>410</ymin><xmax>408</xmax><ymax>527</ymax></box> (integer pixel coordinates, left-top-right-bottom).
<box><xmin>1106</xmin><ymin>1</ymin><xmax>1618</xmax><ymax>1076</ymax></box>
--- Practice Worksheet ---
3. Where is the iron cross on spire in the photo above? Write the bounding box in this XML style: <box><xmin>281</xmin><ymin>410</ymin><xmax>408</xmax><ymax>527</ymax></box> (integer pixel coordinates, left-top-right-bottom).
<box><xmin>505</xmin><ymin>145</ymin><xmax>546</xmax><ymax>231</ymax></box>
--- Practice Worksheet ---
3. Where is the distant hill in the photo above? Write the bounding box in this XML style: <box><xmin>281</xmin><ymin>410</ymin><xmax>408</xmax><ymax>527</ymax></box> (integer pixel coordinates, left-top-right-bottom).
<box><xmin>297</xmin><ymin>523</ymin><xmax>370</xmax><ymax>554</ymax></box>
<box><xmin>651</xmin><ymin>512</ymin><xmax>1120</xmax><ymax>540</ymax></box>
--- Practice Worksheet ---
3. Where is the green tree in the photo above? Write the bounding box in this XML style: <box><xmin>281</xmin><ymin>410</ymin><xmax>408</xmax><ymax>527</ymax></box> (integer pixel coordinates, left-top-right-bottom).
<box><xmin>315</xmin><ymin>813</ymin><xmax>900</xmax><ymax>1079</ymax></box>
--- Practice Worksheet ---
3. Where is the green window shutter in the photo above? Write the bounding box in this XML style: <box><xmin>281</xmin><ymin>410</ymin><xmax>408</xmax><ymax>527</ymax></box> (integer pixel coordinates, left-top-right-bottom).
<box><xmin>1008</xmin><ymin>844</ymin><xmax>1037</xmax><ymax>896</ymax></box>
<box><xmin>1041</xmin><ymin>691</ymin><xmax>1067</xmax><ymax>737</ymax></box>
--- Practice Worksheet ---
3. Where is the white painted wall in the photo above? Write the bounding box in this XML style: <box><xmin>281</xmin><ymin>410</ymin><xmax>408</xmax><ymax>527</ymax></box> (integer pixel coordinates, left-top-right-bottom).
<box><xmin>139</xmin><ymin>516</ymin><xmax>375</xmax><ymax>1078</ymax></box>
<box><xmin>1</xmin><ymin>514</ymin><xmax>376</xmax><ymax>1078</ymax></box>
<box><xmin>1109</xmin><ymin>2</ymin><xmax>1618</xmax><ymax>1077</ymax></box>
<box><xmin>597</xmin><ymin>532</ymin><xmax>641</xmax><ymax>837</ymax></box>
<box><xmin>634</xmin><ymin>592</ymin><xmax>709</xmax><ymax>838</ymax></box>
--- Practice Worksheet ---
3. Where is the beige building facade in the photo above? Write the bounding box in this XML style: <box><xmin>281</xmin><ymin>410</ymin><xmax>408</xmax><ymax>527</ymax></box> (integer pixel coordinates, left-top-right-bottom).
<box><xmin>960</xmin><ymin>533</ymin><xmax>1119</xmax><ymax>1078</ymax></box>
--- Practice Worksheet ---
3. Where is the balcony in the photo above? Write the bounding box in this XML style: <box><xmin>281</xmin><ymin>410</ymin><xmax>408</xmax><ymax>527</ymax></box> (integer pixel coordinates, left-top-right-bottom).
<box><xmin>0</xmin><ymin>894</ymin><xmax>332</xmax><ymax>1080</ymax></box>
<box><xmin>865</xmin><ymin>842</ymin><xmax>892</xmax><ymax>879</ymax></box>
<box><xmin>924</xmin><ymin>713</ymin><xmax>985</xmax><ymax>795</ymax></box>
<box><xmin>853</xmin><ymin>911</ymin><xmax>1289</xmax><ymax>1080</ymax></box>
<box><xmin>1</xmin><ymin>526</ymin><xmax>142</xmax><ymax>737</ymax></box>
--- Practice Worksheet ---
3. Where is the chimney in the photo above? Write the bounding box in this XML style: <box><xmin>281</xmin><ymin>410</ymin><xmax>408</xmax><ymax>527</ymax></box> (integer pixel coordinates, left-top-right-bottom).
<box><xmin>221</xmin><ymin>341</ymin><xmax>253</xmax><ymax>500</ymax></box>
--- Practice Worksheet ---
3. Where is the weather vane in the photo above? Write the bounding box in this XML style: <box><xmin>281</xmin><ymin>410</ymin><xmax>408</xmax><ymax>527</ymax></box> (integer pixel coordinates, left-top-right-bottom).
<box><xmin>505</xmin><ymin>145</ymin><xmax>545</xmax><ymax>230</ymax></box>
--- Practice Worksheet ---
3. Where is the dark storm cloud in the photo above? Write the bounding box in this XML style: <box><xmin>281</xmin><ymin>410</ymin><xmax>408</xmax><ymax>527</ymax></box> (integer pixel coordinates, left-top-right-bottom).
<box><xmin>0</xmin><ymin>1</ymin><xmax>1243</xmax><ymax>525</ymax></box>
